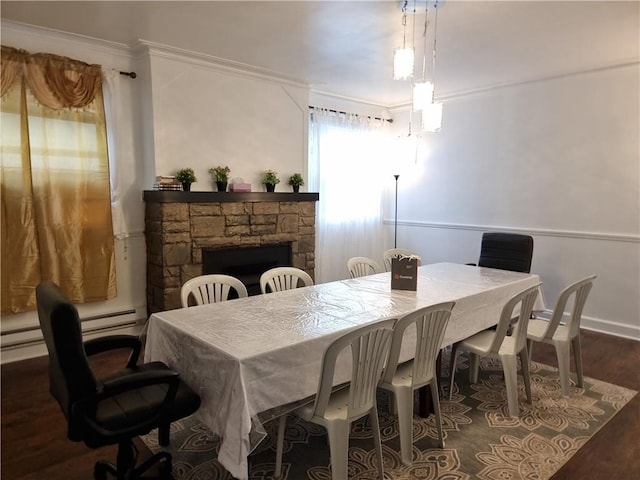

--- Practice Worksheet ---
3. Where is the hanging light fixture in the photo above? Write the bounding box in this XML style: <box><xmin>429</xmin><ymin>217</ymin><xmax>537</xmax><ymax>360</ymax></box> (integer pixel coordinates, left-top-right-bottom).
<box><xmin>393</xmin><ymin>0</ymin><xmax>414</xmax><ymax>80</ymax></box>
<box><xmin>421</xmin><ymin>0</ymin><xmax>443</xmax><ymax>132</ymax></box>
<box><xmin>412</xmin><ymin>1</ymin><xmax>433</xmax><ymax>111</ymax></box>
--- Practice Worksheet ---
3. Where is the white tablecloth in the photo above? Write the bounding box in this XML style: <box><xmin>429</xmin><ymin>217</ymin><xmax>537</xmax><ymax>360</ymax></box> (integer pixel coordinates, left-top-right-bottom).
<box><xmin>144</xmin><ymin>262</ymin><xmax>543</xmax><ymax>479</ymax></box>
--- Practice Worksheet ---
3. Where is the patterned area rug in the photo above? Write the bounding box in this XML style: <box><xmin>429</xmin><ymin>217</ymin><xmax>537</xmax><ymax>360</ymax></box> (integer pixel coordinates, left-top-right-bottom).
<box><xmin>141</xmin><ymin>359</ymin><xmax>636</xmax><ymax>479</ymax></box>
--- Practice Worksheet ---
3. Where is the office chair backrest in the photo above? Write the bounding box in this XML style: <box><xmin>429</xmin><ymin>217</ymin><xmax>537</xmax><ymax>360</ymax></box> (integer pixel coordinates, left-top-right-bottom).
<box><xmin>36</xmin><ymin>281</ymin><xmax>98</xmax><ymax>438</ymax></box>
<box><xmin>478</xmin><ymin>232</ymin><xmax>534</xmax><ymax>273</ymax></box>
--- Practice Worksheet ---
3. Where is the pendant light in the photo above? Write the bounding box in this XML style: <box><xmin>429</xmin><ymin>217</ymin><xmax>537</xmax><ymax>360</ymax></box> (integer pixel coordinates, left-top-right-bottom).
<box><xmin>393</xmin><ymin>0</ymin><xmax>414</xmax><ymax>80</ymax></box>
<box><xmin>421</xmin><ymin>0</ymin><xmax>443</xmax><ymax>132</ymax></box>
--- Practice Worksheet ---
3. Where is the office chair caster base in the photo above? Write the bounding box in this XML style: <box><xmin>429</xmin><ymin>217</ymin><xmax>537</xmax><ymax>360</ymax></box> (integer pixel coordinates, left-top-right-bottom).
<box><xmin>92</xmin><ymin>452</ymin><xmax>173</xmax><ymax>479</ymax></box>
<box><xmin>93</xmin><ymin>461</ymin><xmax>116</xmax><ymax>480</ymax></box>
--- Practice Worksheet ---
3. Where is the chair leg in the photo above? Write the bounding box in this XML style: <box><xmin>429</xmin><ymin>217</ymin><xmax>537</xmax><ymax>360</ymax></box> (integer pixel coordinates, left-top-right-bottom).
<box><xmin>326</xmin><ymin>420</ymin><xmax>350</xmax><ymax>480</ymax></box>
<box><xmin>501</xmin><ymin>354</ymin><xmax>520</xmax><ymax>418</ymax></box>
<box><xmin>274</xmin><ymin>414</ymin><xmax>287</xmax><ymax>478</ymax></box>
<box><xmin>519</xmin><ymin>348</ymin><xmax>532</xmax><ymax>403</ymax></box>
<box><xmin>527</xmin><ymin>338</ymin><xmax>534</xmax><ymax>363</ymax></box>
<box><xmin>448</xmin><ymin>343</ymin><xmax>459</xmax><ymax>400</ymax></box>
<box><xmin>469</xmin><ymin>353</ymin><xmax>480</xmax><ymax>384</ymax></box>
<box><xmin>395</xmin><ymin>387</ymin><xmax>414</xmax><ymax>465</ymax></box>
<box><xmin>572</xmin><ymin>335</ymin><xmax>584</xmax><ymax>388</ymax></box>
<box><xmin>429</xmin><ymin>377</ymin><xmax>445</xmax><ymax>448</ymax></box>
<box><xmin>370</xmin><ymin>406</ymin><xmax>385</xmax><ymax>478</ymax></box>
<box><xmin>554</xmin><ymin>340</ymin><xmax>572</xmax><ymax>396</ymax></box>
<box><xmin>158</xmin><ymin>423</ymin><xmax>170</xmax><ymax>447</ymax></box>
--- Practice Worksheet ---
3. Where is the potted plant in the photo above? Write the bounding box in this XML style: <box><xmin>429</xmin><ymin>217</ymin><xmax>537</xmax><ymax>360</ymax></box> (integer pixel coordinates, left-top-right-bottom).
<box><xmin>176</xmin><ymin>168</ymin><xmax>197</xmax><ymax>191</ymax></box>
<box><xmin>209</xmin><ymin>165</ymin><xmax>231</xmax><ymax>192</ymax></box>
<box><xmin>261</xmin><ymin>169</ymin><xmax>280</xmax><ymax>192</ymax></box>
<box><xmin>287</xmin><ymin>173</ymin><xmax>305</xmax><ymax>193</ymax></box>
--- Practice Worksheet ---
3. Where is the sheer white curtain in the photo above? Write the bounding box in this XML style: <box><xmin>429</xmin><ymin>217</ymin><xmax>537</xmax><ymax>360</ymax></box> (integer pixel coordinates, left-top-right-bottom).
<box><xmin>309</xmin><ymin>108</ymin><xmax>391</xmax><ymax>283</ymax></box>
<box><xmin>102</xmin><ymin>68</ymin><xmax>127</xmax><ymax>240</ymax></box>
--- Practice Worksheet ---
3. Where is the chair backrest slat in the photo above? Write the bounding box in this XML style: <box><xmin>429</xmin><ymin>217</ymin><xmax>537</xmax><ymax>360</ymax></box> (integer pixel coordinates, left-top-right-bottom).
<box><xmin>489</xmin><ymin>283</ymin><xmax>541</xmax><ymax>353</ymax></box>
<box><xmin>312</xmin><ymin>319</ymin><xmax>395</xmax><ymax>420</ymax></box>
<box><xmin>181</xmin><ymin>274</ymin><xmax>248</xmax><ymax>307</ymax></box>
<box><xmin>382</xmin><ymin>302</ymin><xmax>455</xmax><ymax>386</ymax></box>
<box><xmin>347</xmin><ymin>257</ymin><xmax>384</xmax><ymax>278</ymax></box>
<box><xmin>544</xmin><ymin>275</ymin><xmax>596</xmax><ymax>340</ymax></box>
<box><xmin>260</xmin><ymin>267</ymin><xmax>314</xmax><ymax>294</ymax></box>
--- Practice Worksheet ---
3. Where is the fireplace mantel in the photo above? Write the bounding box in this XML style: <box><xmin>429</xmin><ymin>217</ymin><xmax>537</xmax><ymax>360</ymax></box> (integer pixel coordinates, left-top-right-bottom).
<box><xmin>143</xmin><ymin>190</ymin><xmax>319</xmax><ymax>203</ymax></box>
<box><xmin>144</xmin><ymin>190</ymin><xmax>318</xmax><ymax>313</ymax></box>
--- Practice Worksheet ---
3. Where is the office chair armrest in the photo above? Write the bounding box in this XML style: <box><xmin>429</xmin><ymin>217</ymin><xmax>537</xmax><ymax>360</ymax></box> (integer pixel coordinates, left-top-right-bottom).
<box><xmin>84</xmin><ymin>335</ymin><xmax>142</xmax><ymax>367</ymax></box>
<box><xmin>101</xmin><ymin>369</ymin><xmax>180</xmax><ymax>396</ymax></box>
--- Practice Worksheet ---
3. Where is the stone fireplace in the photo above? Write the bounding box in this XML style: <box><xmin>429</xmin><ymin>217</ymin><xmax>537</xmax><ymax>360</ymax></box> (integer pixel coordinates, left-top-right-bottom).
<box><xmin>144</xmin><ymin>191</ymin><xmax>319</xmax><ymax>313</ymax></box>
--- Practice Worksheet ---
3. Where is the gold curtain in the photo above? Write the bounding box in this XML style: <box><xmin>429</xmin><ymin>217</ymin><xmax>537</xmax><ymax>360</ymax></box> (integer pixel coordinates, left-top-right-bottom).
<box><xmin>1</xmin><ymin>46</ymin><xmax>116</xmax><ymax>314</ymax></box>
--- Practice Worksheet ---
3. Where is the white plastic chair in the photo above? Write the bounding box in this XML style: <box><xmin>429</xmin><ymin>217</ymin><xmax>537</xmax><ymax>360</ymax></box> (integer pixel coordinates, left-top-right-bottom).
<box><xmin>448</xmin><ymin>283</ymin><xmax>541</xmax><ymax>417</ymax></box>
<box><xmin>383</xmin><ymin>248</ymin><xmax>422</xmax><ymax>272</ymax></box>
<box><xmin>347</xmin><ymin>256</ymin><xmax>384</xmax><ymax>278</ymax></box>
<box><xmin>260</xmin><ymin>266</ymin><xmax>313</xmax><ymax>294</ymax></box>
<box><xmin>180</xmin><ymin>274</ymin><xmax>248</xmax><ymax>307</ymax></box>
<box><xmin>274</xmin><ymin>318</ymin><xmax>395</xmax><ymax>480</ymax></box>
<box><xmin>379</xmin><ymin>301</ymin><xmax>455</xmax><ymax>465</ymax></box>
<box><xmin>527</xmin><ymin>275</ymin><xmax>596</xmax><ymax>396</ymax></box>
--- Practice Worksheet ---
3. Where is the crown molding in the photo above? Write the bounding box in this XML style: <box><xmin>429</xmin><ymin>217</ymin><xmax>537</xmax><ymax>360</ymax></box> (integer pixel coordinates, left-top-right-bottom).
<box><xmin>1</xmin><ymin>20</ymin><xmax>131</xmax><ymax>60</ymax></box>
<box><xmin>388</xmin><ymin>58</ymin><xmax>640</xmax><ymax>110</ymax></box>
<box><xmin>131</xmin><ymin>40</ymin><xmax>308</xmax><ymax>90</ymax></box>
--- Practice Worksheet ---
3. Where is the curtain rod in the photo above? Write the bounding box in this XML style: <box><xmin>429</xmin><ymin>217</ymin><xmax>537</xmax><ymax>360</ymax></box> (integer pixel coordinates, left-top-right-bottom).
<box><xmin>119</xmin><ymin>71</ymin><xmax>137</xmax><ymax>79</ymax></box>
<box><xmin>308</xmin><ymin>106</ymin><xmax>392</xmax><ymax>123</ymax></box>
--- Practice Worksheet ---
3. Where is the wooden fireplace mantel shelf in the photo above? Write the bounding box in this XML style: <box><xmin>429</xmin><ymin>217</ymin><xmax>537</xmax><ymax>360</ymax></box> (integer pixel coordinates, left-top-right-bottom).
<box><xmin>143</xmin><ymin>190</ymin><xmax>319</xmax><ymax>203</ymax></box>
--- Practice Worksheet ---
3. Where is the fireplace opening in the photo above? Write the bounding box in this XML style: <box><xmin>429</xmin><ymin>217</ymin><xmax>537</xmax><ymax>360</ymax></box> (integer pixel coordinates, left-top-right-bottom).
<box><xmin>203</xmin><ymin>243</ymin><xmax>292</xmax><ymax>296</ymax></box>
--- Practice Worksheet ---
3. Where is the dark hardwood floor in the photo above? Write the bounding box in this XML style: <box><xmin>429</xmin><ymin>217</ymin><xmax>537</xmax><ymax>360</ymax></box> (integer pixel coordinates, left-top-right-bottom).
<box><xmin>2</xmin><ymin>330</ymin><xmax>639</xmax><ymax>480</ymax></box>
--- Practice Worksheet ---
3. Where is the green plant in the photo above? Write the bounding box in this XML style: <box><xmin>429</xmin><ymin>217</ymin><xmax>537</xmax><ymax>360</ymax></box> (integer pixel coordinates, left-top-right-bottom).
<box><xmin>209</xmin><ymin>165</ymin><xmax>231</xmax><ymax>182</ymax></box>
<box><xmin>287</xmin><ymin>173</ymin><xmax>305</xmax><ymax>187</ymax></box>
<box><xmin>176</xmin><ymin>168</ymin><xmax>197</xmax><ymax>183</ymax></box>
<box><xmin>261</xmin><ymin>169</ymin><xmax>280</xmax><ymax>185</ymax></box>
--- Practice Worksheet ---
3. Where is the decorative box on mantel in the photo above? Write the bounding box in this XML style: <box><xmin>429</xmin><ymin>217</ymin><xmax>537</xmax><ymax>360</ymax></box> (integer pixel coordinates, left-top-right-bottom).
<box><xmin>143</xmin><ymin>190</ymin><xmax>319</xmax><ymax>314</ymax></box>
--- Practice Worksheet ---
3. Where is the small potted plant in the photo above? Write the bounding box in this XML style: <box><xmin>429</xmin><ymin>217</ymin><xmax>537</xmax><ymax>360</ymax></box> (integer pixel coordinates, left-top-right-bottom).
<box><xmin>287</xmin><ymin>173</ymin><xmax>305</xmax><ymax>193</ymax></box>
<box><xmin>261</xmin><ymin>169</ymin><xmax>280</xmax><ymax>192</ymax></box>
<box><xmin>176</xmin><ymin>168</ymin><xmax>197</xmax><ymax>191</ymax></box>
<box><xmin>209</xmin><ymin>165</ymin><xmax>231</xmax><ymax>192</ymax></box>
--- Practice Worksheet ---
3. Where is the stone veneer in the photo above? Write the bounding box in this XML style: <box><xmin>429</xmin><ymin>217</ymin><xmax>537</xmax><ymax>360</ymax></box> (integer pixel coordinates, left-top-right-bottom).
<box><xmin>144</xmin><ymin>191</ymin><xmax>319</xmax><ymax>313</ymax></box>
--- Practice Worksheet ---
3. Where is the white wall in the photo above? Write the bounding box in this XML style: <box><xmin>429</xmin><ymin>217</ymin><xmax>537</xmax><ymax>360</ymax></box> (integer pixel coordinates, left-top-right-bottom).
<box><xmin>385</xmin><ymin>63</ymin><xmax>640</xmax><ymax>339</ymax></box>
<box><xmin>139</xmin><ymin>43</ymin><xmax>309</xmax><ymax>191</ymax></box>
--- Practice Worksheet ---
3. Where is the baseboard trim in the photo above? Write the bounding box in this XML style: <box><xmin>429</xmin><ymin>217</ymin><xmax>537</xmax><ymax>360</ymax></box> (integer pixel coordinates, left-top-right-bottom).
<box><xmin>0</xmin><ymin>321</ymin><xmax>146</xmax><ymax>365</ymax></box>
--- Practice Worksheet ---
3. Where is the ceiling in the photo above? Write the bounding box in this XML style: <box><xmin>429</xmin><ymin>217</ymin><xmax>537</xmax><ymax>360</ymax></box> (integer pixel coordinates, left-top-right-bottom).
<box><xmin>1</xmin><ymin>1</ymin><xmax>638</xmax><ymax>106</ymax></box>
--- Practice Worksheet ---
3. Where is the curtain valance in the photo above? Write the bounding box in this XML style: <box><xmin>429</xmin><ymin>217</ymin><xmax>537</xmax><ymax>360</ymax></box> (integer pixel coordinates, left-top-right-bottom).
<box><xmin>1</xmin><ymin>45</ymin><xmax>102</xmax><ymax>108</ymax></box>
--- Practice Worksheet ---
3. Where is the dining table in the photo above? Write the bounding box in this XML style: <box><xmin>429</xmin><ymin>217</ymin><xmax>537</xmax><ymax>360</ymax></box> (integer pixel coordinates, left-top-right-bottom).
<box><xmin>143</xmin><ymin>262</ymin><xmax>544</xmax><ymax>480</ymax></box>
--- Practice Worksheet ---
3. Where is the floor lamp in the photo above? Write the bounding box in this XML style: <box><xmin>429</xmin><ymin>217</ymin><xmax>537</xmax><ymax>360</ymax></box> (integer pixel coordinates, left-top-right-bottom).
<box><xmin>393</xmin><ymin>174</ymin><xmax>399</xmax><ymax>248</ymax></box>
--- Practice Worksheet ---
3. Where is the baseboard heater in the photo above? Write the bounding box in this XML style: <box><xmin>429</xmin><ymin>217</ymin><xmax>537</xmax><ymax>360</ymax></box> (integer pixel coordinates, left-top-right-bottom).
<box><xmin>1</xmin><ymin>309</ymin><xmax>139</xmax><ymax>350</ymax></box>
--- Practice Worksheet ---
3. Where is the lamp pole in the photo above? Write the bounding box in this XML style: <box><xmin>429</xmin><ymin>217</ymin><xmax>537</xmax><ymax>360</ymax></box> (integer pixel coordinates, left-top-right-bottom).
<box><xmin>393</xmin><ymin>174</ymin><xmax>400</xmax><ymax>248</ymax></box>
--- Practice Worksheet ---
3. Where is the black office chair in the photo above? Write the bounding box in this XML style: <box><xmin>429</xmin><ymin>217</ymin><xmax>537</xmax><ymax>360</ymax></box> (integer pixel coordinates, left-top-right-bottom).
<box><xmin>36</xmin><ymin>281</ymin><xmax>201</xmax><ymax>480</ymax></box>
<box><xmin>474</xmin><ymin>232</ymin><xmax>534</xmax><ymax>273</ymax></box>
